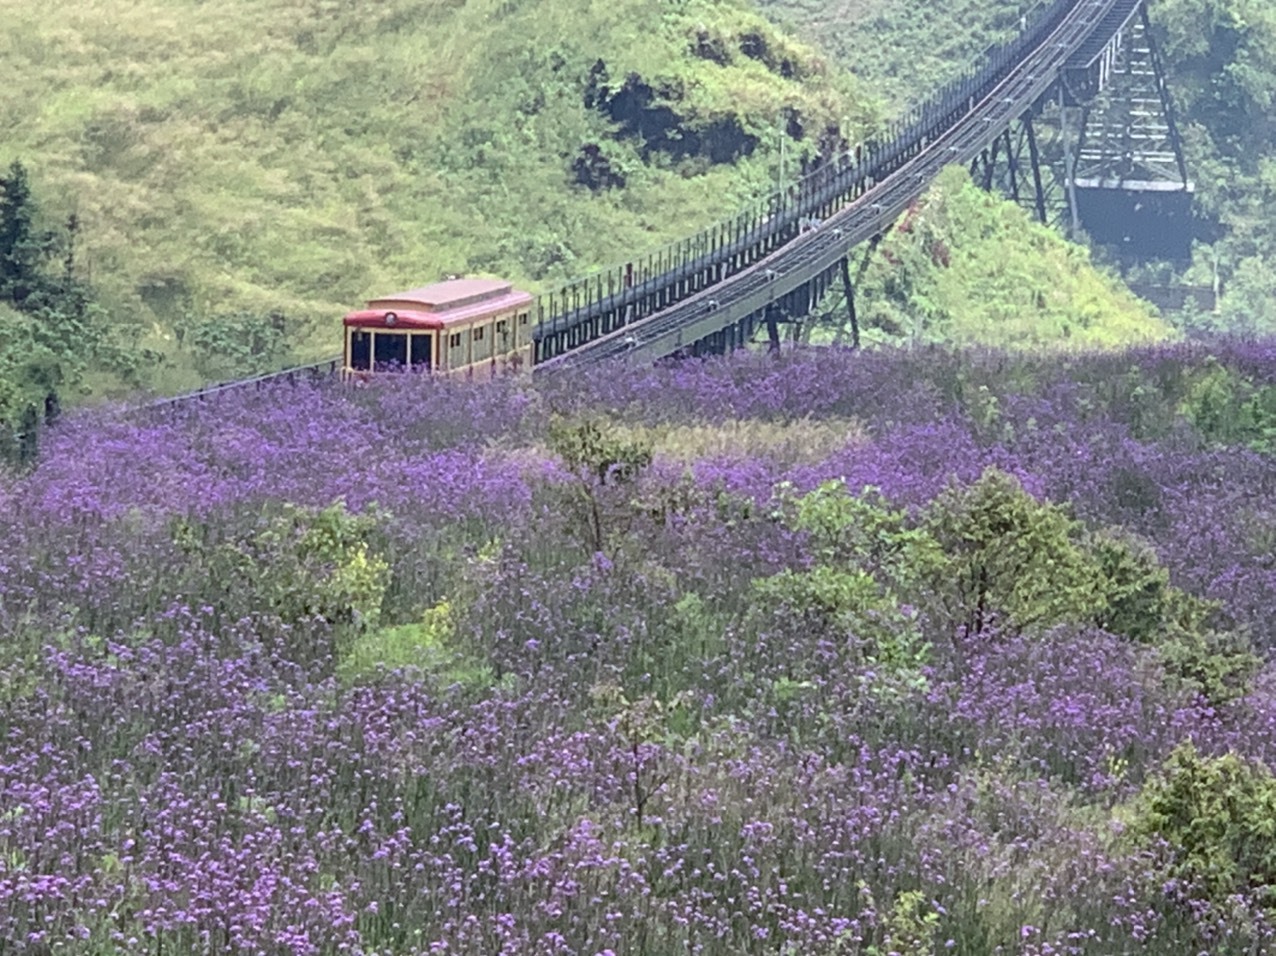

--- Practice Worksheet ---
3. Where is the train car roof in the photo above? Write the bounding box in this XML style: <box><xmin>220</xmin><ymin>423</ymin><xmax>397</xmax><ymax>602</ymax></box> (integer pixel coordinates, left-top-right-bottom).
<box><xmin>375</xmin><ymin>277</ymin><xmax>516</xmax><ymax>309</ymax></box>
<box><xmin>343</xmin><ymin>277</ymin><xmax>534</xmax><ymax>330</ymax></box>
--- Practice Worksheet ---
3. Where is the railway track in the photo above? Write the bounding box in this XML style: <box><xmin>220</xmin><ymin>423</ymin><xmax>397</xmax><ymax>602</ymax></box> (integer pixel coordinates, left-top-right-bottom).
<box><xmin>535</xmin><ymin>0</ymin><xmax>1129</xmax><ymax>373</ymax></box>
<box><xmin>136</xmin><ymin>356</ymin><xmax>343</xmax><ymax>413</ymax></box>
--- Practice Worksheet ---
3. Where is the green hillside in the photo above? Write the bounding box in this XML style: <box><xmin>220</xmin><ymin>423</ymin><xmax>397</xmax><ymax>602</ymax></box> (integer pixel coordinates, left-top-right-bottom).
<box><xmin>0</xmin><ymin>0</ymin><xmax>870</xmax><ymax>381</ymax></box>
<box><xmin>0</xmin><ymin>0</ymin><xmax>1196</xmax><ymax>416</ymax></box>
<box><xmin>754</xmin><ymin>0</ymin><xmax>1026</xmax><ymax>104</ymax></box>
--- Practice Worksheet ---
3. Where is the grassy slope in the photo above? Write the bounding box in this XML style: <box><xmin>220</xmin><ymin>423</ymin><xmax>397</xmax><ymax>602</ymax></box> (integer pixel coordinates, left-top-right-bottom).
<box><xmin>2</xmin><ymin>0</ymin><xmax>1174</xmax><ymax>396</ymax></box>
<box><xmin>842</xmin><ymin>168</ymin><xmax>1171</xmax><ymax>348</ymax></box>
<box><xmin>754</xmin><ymin>0</ymin><xmax>1026</xmax><ymax>103</ymax></box>
<box><xmin>0</xmin><ymin>0</ymin><xmax>868</xmax><ymax>379</ymax></box>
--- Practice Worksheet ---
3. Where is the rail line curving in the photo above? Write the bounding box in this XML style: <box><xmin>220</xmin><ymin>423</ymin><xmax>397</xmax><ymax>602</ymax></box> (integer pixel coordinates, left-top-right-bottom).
<box><xmin>533</xmin><ymin>0</ymin><xmax>1135</xmax><ymax>372</ymax></box>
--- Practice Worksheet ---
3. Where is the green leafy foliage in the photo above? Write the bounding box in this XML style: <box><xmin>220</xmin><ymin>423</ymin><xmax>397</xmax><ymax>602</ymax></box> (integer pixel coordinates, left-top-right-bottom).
<box><xmin>170</xmin><ymin>500</ymin><xmax>390</xmax><ymax>646</ymax></box>
<box><xmin>547</xmin><ymin>416</ymin><xmax>654</xmax><ymax>555</ymax></box>
<box><xmin>1177</xmin><ymin>358</ymin><xmax>1276</xmax><ymax>452</ymax></box>
<box><xmin>0</xmin><ymin>305</ymin><xmax>58</xmax><ymax>463</ymax></box>
<box><xmin>1087</xmin><ymin>527</ymin><xmax>1258</xmax><ymax>704</ymax></box>
<box><xmin>1130</xmin><ymin>742</ymin><xmax>1276</xmax><ymax>916</ymax></box>
<box><xmin>987</xmin><ymin>351</ymin><xmax>1276</xmax><ymax>450</ymax></box>
<box><xmin>788</xmin><ymin>479</ymin><xmax>940</xmax><ymax>586</ymax></box>
<box><xmin>0</xmin><ymin>160</ymin><xmax>59</xmax><ymax>308</ymax></box>
<box><xmin>769</xmin><ymin>471</ymin><xmax>1258</xmax><ymax>704</ymax></box>
<box><xmin>922</xmin><ymin>468</ymin><xmax>1105</xmax><ymax>639</ymax></box>
<box><xmin>0</xmin><ymin>160</ymin><xmax>148</xmax><ymax>458</ymax></box>
<box><xmin>755</xmin><ymin>480</ymin><xmax>935</xmax><ymax>692</ymax></box>
<box><xmin>1156</xmin><ymin>626</ymin><xmax>1260</xmax><ymax>708</ymax></box>
<box><xmin>1145</xmin><ymin>0</ymin><xmax>1276</xmax><ymax>332</ymax></box>
<box><xmin>754</xmin><ymin>565</ymin><xmax>917</xmax><ymax>648</ymax></box>
<box><xmin>338</xmin><ymin>600</ymin><xmax>496</xmax><ymax>690</ymax></box>
<box><xmin>863</xmin><ymin>886</ymin><xmax>942</xmax><ymax>956</ymax></box>
<box><xmin>1088</xmin><ymin>528</ymin><xmax>1184</xmax><ymax>644</ymax></box>
<box><xmin>184</xmin><ymin>309</ymin><xmax>295</xmax><ymax>380</ymax></box>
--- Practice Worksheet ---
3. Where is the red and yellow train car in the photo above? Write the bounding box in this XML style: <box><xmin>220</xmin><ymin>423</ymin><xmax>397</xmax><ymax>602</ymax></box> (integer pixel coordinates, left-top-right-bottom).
<box><xmin>342</xmin><ymin>278</ymin><xmax>534</xmax><ymax>378</ymax></box>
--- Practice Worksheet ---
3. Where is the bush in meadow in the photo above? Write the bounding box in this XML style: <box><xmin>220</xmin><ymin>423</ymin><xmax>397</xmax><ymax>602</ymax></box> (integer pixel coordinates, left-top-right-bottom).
<box><xmin>171</xmin><ymin>501</ymin><xmax>389</xmax><ymax>626</ymax></box>
<box><xmin>1129</xmin><ymin>741</ymin><xmax>1276</xmax><ymax>943</ymax></box>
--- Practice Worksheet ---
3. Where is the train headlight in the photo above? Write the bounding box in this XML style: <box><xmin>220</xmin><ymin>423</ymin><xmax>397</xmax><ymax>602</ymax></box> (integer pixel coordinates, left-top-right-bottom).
<box><xmin>385</xmin><ymin>312</ymin><xmax>397</xmax><ymax>326</ymax></box>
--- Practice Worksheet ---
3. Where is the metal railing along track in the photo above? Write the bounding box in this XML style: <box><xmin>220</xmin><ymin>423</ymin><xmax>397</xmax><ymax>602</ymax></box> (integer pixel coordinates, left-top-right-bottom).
<box><xmin>135</xmin><ymin>355</ymin><xmax>343</xmax><ymax>415</ymax></box>
<box><xmin>537</xmin><ymin>0</ymin><xmax>1128</xmax><ymax>372</ymax></box>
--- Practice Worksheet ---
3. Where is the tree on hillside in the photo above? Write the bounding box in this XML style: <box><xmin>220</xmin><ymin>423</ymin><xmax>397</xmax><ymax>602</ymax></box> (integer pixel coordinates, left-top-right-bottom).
<box><xmin>1151</xmin><ymin>0</ymin><xmax>1276</xmax><ymax>332</ymax></box>
<box><xmin>0</xmin><ymin>161</ymin><xmax>59</xmax><ymax>309</ymax></box>
<box><xmin>0</xmin><ymin>161</ymin><xmax>140</xmax><ymax>465</ymax></box>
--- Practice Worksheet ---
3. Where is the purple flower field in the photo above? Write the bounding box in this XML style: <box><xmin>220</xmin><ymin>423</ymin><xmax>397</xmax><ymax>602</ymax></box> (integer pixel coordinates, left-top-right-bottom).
<box><xmin>2</xmin><ymin>343</ymin><xmax>1276</xmax><ymax>955</ymax></box>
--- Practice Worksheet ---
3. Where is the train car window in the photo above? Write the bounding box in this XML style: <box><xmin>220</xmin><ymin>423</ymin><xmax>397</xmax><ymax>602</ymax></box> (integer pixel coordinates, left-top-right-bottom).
<box><xmin>496</xmin><ymin>319</ymin><xmax>510</xmax><ymax>353</ymax></box>
<box><xmin>373</xmin><ymin>332</ymin><xmax>407</xmax><ymax>370</ymax></box>
<box><xmin>518</xmin><ymin>313</ymin><xmax>528</xmax><ymax>325</ymax></box>
<box><xmin>450</xmin><ymin>328</ymin><xmax>468</xmax><ymax>369</ymax></box>
<box><xmin>409</xmin><ymin>333</ymin><xmax>433</xmax><ymax>371</ymax></box>
<box><xmin>350</xmin><ymin>330</ymin><xmax>371</xmax><ymax>371</ymax></box>
<box><xmin>473</xmin><ymin>326</ymin><xmax>484</xmax><ymax>341</ymax></box>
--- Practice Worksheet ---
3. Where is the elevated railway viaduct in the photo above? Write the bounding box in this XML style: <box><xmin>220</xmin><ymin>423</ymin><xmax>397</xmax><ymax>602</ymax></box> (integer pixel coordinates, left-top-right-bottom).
<box><xmin>532</xmin><ymin>0</ymin><xmax>1189</xmax><ymax>372</ymax></box>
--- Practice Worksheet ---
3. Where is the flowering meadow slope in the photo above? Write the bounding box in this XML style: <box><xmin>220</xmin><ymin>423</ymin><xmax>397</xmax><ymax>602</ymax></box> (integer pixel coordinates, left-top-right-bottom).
<box><xmin>2</xmin><ymin>343</ymin><xmax>1276</xmax><ymax>954</ymax></box>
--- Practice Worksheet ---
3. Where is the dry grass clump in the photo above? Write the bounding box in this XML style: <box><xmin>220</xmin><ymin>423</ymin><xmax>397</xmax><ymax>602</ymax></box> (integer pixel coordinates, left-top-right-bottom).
<box><xmin>487</xmin><ymin>416</ymin><xmax>865</xmax><ymax>476</ymax></box>
<box><xmin>616</xmin><ymin>416</ymin><xmax>866</xmax><ymax>465</ymax></box>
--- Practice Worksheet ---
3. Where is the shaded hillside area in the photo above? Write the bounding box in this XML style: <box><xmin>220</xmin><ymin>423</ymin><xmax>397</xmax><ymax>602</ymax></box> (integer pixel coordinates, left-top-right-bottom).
<box><xmin>828</xmin><ymin>167</ymin><xmax>1172</xmax><ymax>348</ymax></box>
<box><xmin>0</xmin><ymin>0</ymin><xmax>870</xmax><ymax>382</ymax></box>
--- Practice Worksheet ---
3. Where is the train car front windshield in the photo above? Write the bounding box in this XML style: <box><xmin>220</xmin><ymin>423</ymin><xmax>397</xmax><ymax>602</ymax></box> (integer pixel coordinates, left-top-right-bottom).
<box><xmin>347</xmin><ymin>330</ymin><xmax>435</xmax><ymax>372</ymax></box>
<box><xmin>373</xmin><ymin>334</ymin><xmax>407</xmax><ymax>370</ymax></box>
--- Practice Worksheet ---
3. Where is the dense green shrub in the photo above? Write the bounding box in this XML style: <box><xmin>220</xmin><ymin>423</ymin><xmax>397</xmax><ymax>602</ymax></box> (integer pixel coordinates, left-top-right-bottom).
<box><xmin>769</xmin><ymin>471</ymin><xmax>1259</xmax><ymax>704</ymax></box>
<box><xmin>1131</xmin><ymin>742</ymin><xmax>1276</xmax><ymax>916</ymax></box>
<box><xmin>922</xmin><ymin>468</ymin><xmax>1106</xmax><ymax>639</ymax></box>
<box><xmin>170</xmin><ymin>500</ymin><xmax>390</xmax><ymax>643</ymax></box>
<box><xmin>1178</xmin><ymin>359</ymin><xmax>1276</xmax><ymax>452</ymax></box>
<box><xmin>184</xmin><ymin>308</ymin><xmax>294</xmax><ymax>380</ymax></box>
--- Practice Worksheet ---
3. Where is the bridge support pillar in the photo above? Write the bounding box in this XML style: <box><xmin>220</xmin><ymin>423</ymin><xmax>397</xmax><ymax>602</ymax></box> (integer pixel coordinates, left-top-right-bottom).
<box><xmin>765</xmin><ymin>306</ymin><xmax>782</xmax><ymax>354</ymax></box>
<box><xmin>839</xmin><ymin>256</ymin><xmax>860</xmax><ymax>350</ymax></box>
<box><xmin>1024</xmin><ymin>112</ymin><xmax>1049</xmax><ymax>224</ymax></box>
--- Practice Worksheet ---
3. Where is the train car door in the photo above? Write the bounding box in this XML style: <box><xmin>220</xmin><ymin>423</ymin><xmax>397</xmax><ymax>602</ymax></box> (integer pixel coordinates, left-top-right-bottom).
<box><xmin>350</xmin><ymin>330</ymin><xmax>372</xmax><ymax>371</ymax></box>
